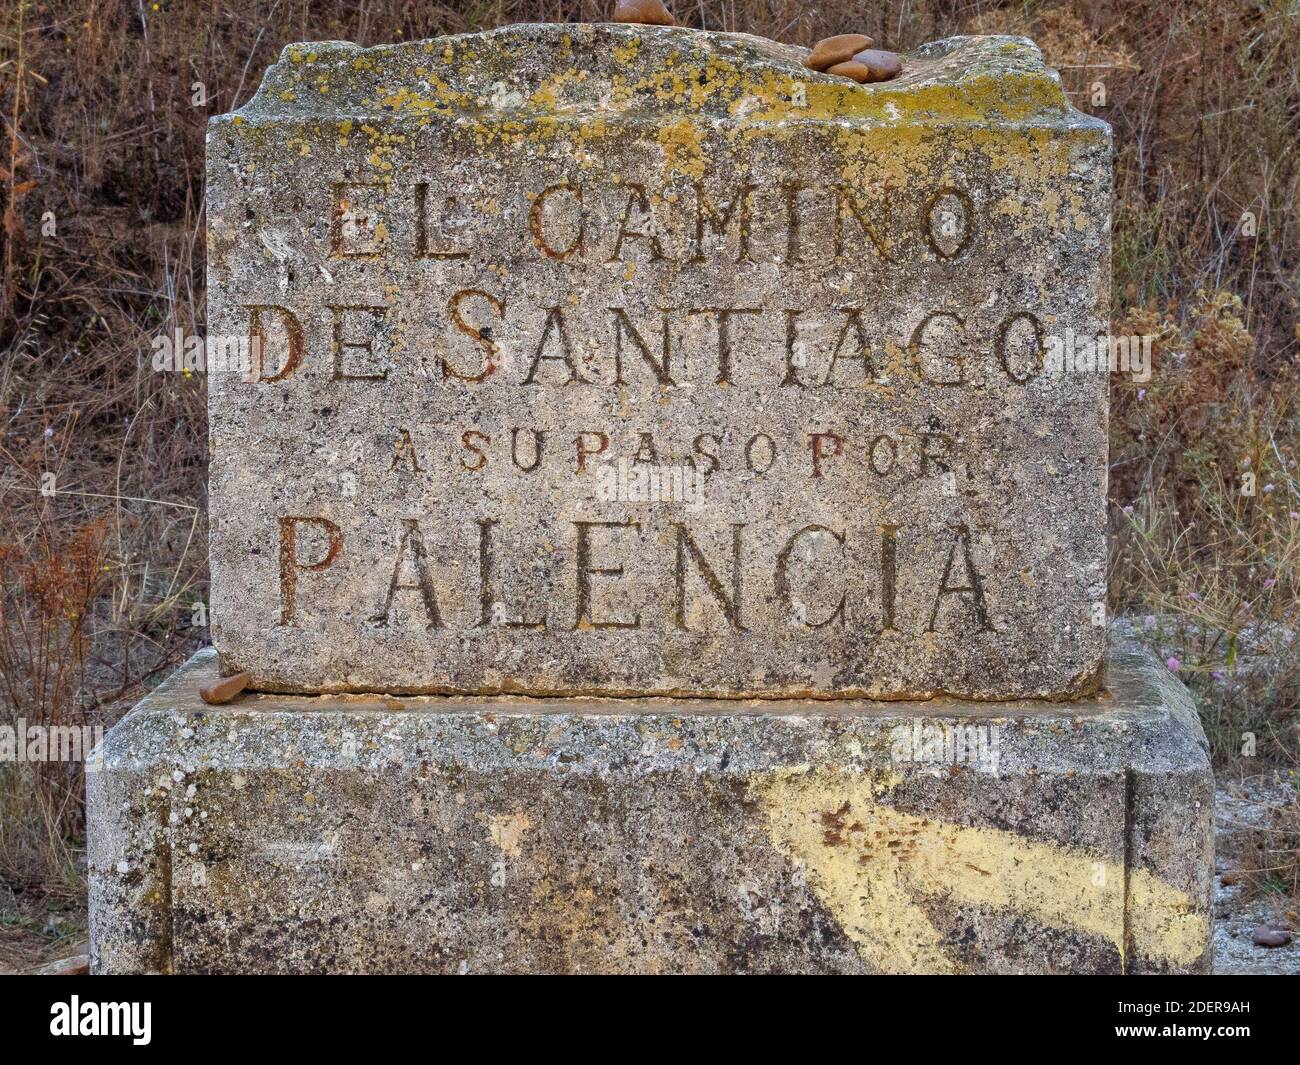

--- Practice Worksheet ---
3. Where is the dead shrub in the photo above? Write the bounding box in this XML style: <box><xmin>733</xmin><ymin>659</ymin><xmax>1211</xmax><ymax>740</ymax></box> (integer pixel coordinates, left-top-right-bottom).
<box><xmin>0</xmin><ymin>518</ymin><xmax>109</xmax><ymax>890</ymax></box>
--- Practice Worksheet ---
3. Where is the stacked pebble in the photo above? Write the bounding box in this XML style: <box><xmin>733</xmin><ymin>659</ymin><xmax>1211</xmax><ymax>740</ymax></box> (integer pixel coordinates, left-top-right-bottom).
<box><xmin>602</xmin><ymin>10</ymin><xmax>902</xmax><ymax>84</ymax></box>
<box><xmin>803</xmin><ymin>33</ymin><xmax>903</xmax><ymax>83</ymax></box>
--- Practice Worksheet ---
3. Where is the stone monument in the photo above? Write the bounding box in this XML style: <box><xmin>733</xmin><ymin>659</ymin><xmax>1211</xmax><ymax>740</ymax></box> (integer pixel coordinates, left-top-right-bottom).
<box><xmin>88</xmin><ymin>23</ymin><xmax>1213</xmax><ymax>973</ymax></box>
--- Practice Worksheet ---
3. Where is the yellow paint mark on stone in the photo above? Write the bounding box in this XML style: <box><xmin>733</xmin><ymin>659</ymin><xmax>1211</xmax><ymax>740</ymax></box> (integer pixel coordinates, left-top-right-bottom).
<box><xmin>754</xmin><ymin>768</ymin><xmax>1208</xmax><ymax>973</ymax></box>
<box><xmin>1127</xmin><ymin>873</ymin><xmax>1211</xmax><ymax>966</ymax></box>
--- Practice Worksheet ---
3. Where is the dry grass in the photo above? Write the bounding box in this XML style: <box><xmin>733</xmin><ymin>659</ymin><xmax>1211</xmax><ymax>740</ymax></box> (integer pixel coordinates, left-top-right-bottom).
<box><xmin>0</xmin><ymin>0</ymin><xmax>1297</xmax><ymax>927</ymax></box>
<box><xmin>1109</xmin><ymin>291</ymin><xmax>1300</xmax><ymax>759</ymax></box>
<box><xmin>1234</xmin><ymin>784</ymin><xmax>1300</xmax><ymax>903</ymax></box>
<box><xmin>0</xmin><ymin>516</ymin><xmax>108</xmax><ymax>882</ymax></box>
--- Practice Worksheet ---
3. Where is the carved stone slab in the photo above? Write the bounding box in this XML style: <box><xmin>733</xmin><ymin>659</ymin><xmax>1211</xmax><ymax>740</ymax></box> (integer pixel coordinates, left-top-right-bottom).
<box><xmin>205</xmin><ymin>25</ymin><xmax>1111</xmax><ymax>697</ymax></box>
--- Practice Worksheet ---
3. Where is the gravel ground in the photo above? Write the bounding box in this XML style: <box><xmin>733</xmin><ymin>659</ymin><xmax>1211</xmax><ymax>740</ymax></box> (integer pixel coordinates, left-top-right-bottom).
<box><xmin>1213</xmin><ymin>774</ymin><xmax>1300</xmax><ymax>975</ymax></box>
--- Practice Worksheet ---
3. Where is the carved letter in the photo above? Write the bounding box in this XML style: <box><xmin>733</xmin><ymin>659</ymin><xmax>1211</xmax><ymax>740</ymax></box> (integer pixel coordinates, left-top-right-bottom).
<box><xmin>782</xmin><ymin>309</ymin><xmax>805</xmax><ymax>387</ymax></box>
<box><xmin>330</xmin><ymin>304</ymin><xmax>388</xmax><ymax>381</ymax></box>
<box><xmin>478</xmin><ymin>519</ymin><xmax>546</xmax><ymax>629</ymax></box>
<box><xmin>692</xmin><ymin>183</ymin><xmax>755</xmax><ymax>262</ymax></box>
<box><xmin>391</xmin><ymin>429</ymin><xmax>422</xmax><ymax>472</ymax></box>
<box><xmin>510</xmin><ymin>428</ymin><xmax>545</xmax><ymax>472</ymax></box>
<box><xmin>997</xmin><ymin>312</ymin><xmax>1045</xmax><ymax>384</ymax></box>
<box><xmin>922</xmin><ymin>187</ymin><xmax>975</xmax><ymax>260</ymax></box>
<box><xmin>911</xmin><ymin>312</ymin><xmax>967</xmax><ymax>386</ymax></box>
<box><xmin>808</xmin><ymin>432</ymin><xmax>844</xmax><ymax>478</ymax></box>
<box><xmin>611</xmin><ymin>308</ymin><xmax>674</xmax><ymax>385</ymax></box>
<box><xmin>824</xmin><ymin>308</ymin><xmax>878</xmax><ymax>384</ymax></box>
<box><xmin>529</xmin><ymin>182</ymin><xmax>584</xmax><ymax>259</ymax></box>
<box><xmin>523</xmin><ymin>306</ymin><xmax>589</xmax><ymax>385</ymax></box>
<box><xmin>868</xmin><ymin>436</ymin><xmax>897</xmax><ymax>477</ymax></box>
<box><xmin>574</xmin><ymin>431</ymin><xmax>609</xmax><ymax>473</ymax></box>
<box><xmin>331</xmin><ymin>182</ymin><xmax>385</xmax><ymax>257</ymax></box>
<box><xmin>461</xmin><ymin>430</ymin><xmax>490</xmax><ymax>471</ymax></box>
<box><xmin>689</xmin><ymin>307</ymin><xmax>760</xmax><ymax>384</ymax></box>
<box><xmin>745</xmin><ymin>433</ymin><xmax>776</xmax><ymax>473</ymax></box>
<box><xmin>573</xmin><ymin>520</ymin><xmax>641</xmax><ymax>629</ymax></box>
<box><xmin>920</xmin><ymin>432</ymin><xmax>954</xmax><ymax>476</ymax></box>
<box><xmin>247</xmin><ymin>304</ymin><xmax>304</xmax><ymax>382</ymax></box>
<box><xmin>692</xmin><ymin>433</ymin><xmax>722</xmax><ymax>475</ymax></box>
<box><xmin>444</xmin><ymin>288</ymin><xmax>503</xmax><ymax>382</ymax></box>
<box><xmin>926</xmin><ymin>524</ymin><xmax>994</xmax><ymax>632</ymax></box>
<box><xmin>781</xmin><ymin>183</ymin><xmax>805</xmax><ymax>263</ymax></box>
<box><xmin>278</xmin><ymin>516</ymin><xmax>343</xmax><ymax>625</ymax></box>
<box><xmin>834</xmin><ymin>186</ymin><xmax>892</xmax><ymax>261</ymax></box>
<box><xmin>610</xmin><ymin>183</ymin><xmax>664</xmax><ymax>261</ymax></box>
<box><xmin>370</xmin><ymin>518</ymin><xmax>441</xmax><ymax>629</ymax></box>
<box><xmin>414</xmin><ymin>182</ymin><xmax>471</xmax><ymax>259</ymax></box>
<box><xmin>774</xmin><ymin>524</ymin><xmax>846</xmax><ymax>627</ymax></box>
<box><xmin>673</xmin><ymin>523</ymin><xmax>747</xmax><ymax>631</ymax></box>
<box><xmin>879</xmin><ymin>523</ymin><xmax>899</xmax><ymax>632</ymax></box>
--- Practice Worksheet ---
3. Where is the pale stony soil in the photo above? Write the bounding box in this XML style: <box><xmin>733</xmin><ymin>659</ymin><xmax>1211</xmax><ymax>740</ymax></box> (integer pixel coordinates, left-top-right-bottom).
<box><xmin>1213</xmin><ymin>775</ymin><xmax>1300</xmax><ymax>975</ymax></box>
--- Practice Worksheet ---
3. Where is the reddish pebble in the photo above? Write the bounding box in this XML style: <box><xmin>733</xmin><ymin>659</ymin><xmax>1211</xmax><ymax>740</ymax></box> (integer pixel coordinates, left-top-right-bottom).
<box><xmin>1252</xmin><ymin>925</ymin><xmax>1293</xmax><ymax>948</ymax></box>
<box><xmin>851</xmin><ymin>48</ymin><xmax>903</xmax><ymax>83</ymax></box>
<box><xmin>826</xmin><ymin>61</ymin><xmax>871</xmax><ymax>83</ymax></box>
<box><xmin>612</xmin><ymin>0</ymin><xmax>675</xmax><ymax>26</ymax></box>
<box><xmin>803</xmin><ymin>33</ymin><xmax>874</xmax><ymax>72</ymax></box>
<box><xmin>200</xmin><ymin>671</ymin><xmax>251</xmax><ymax>705</ymax></box>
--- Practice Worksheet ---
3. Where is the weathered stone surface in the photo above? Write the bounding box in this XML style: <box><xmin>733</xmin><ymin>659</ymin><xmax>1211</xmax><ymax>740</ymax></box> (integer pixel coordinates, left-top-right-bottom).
<box><xmin>87</xmin><ymin>645</ymin><xmax>1212</xmax><ymax>974</ymax></box>
<box><xmin>206</xmin><ymin>25</ymin><xmax>1111</xmax><ymax>699</ymax></box>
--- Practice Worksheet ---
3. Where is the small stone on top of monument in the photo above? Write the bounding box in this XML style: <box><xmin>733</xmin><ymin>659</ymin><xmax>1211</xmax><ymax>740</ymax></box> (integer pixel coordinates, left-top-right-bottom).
<box><xmin>841</xmin><ymin>48</ymin><xmax>904</xmax><ymax>83</ymax></box>
<box><xmin>825</xmin><ymin>61</ymin><xmax>871</xmax><ymax>83</ymax></box>
<box><xmin>199</xmin><ymin>670</ymin><xmax>251</xmax><ymax>705</ymax></box>
<box><xmin>612</xmin><ymin>0</ymin><xmax>675</xmax><ymax>26</ymax></box>
<box><xmin>803</xmin><ymin>33</ymin><xmax>874</xmax><ymax>71</ymax></box>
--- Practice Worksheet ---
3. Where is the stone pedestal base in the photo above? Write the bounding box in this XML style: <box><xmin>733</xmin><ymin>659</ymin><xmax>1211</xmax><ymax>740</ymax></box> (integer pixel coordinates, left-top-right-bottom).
<box><xmin>88</xmin><ymin>647</ymin><xmax>1213</xmax><ymax>974</ymax></box>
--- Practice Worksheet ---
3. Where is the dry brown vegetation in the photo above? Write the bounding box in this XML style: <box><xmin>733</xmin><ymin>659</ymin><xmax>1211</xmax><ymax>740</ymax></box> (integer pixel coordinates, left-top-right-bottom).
<box><xmin>1232</xmin><ymin>790</ymin><xmax>1300</xmax><ymax>904</ymax></box>
<box><xmin>1</xmin><ymin>0</ymin><xmax>1298</xmax><ymax>952</ymax></box>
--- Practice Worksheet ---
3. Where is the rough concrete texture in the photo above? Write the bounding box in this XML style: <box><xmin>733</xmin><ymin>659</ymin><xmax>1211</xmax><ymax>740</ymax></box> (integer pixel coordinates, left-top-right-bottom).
<box><xmin>88</xmin><ymin>646</ymin><xmax>1212</xmax><ymax>974</ymax></box>
<box><xmin>206</xmin><ymin>25</ymin><xmax>1111</xmax><ymax>700</ymax></box>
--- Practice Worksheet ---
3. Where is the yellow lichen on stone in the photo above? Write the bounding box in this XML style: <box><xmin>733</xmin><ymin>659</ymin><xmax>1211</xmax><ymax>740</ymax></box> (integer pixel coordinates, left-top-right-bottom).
<box><xmin>528</xmin><ymin>69</ymin><xmax>591</xmax><ymax>112</ymax></box>
<box><xmin>657</xmin><ymin>118</ymin><xmax>706</xmax><ymax>180</ymax></box>
<box><xmin>612</xmin><ymin>37</ymin><xmax>640</xmax><ymax>66</ymax></box>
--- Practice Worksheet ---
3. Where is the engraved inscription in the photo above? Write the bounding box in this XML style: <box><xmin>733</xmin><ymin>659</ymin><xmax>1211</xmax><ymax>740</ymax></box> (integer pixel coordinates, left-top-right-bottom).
<box><xmin>206</xmin><ymin>29</ymin><xmax>1110</xmax><ymax>698</ymax></box>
